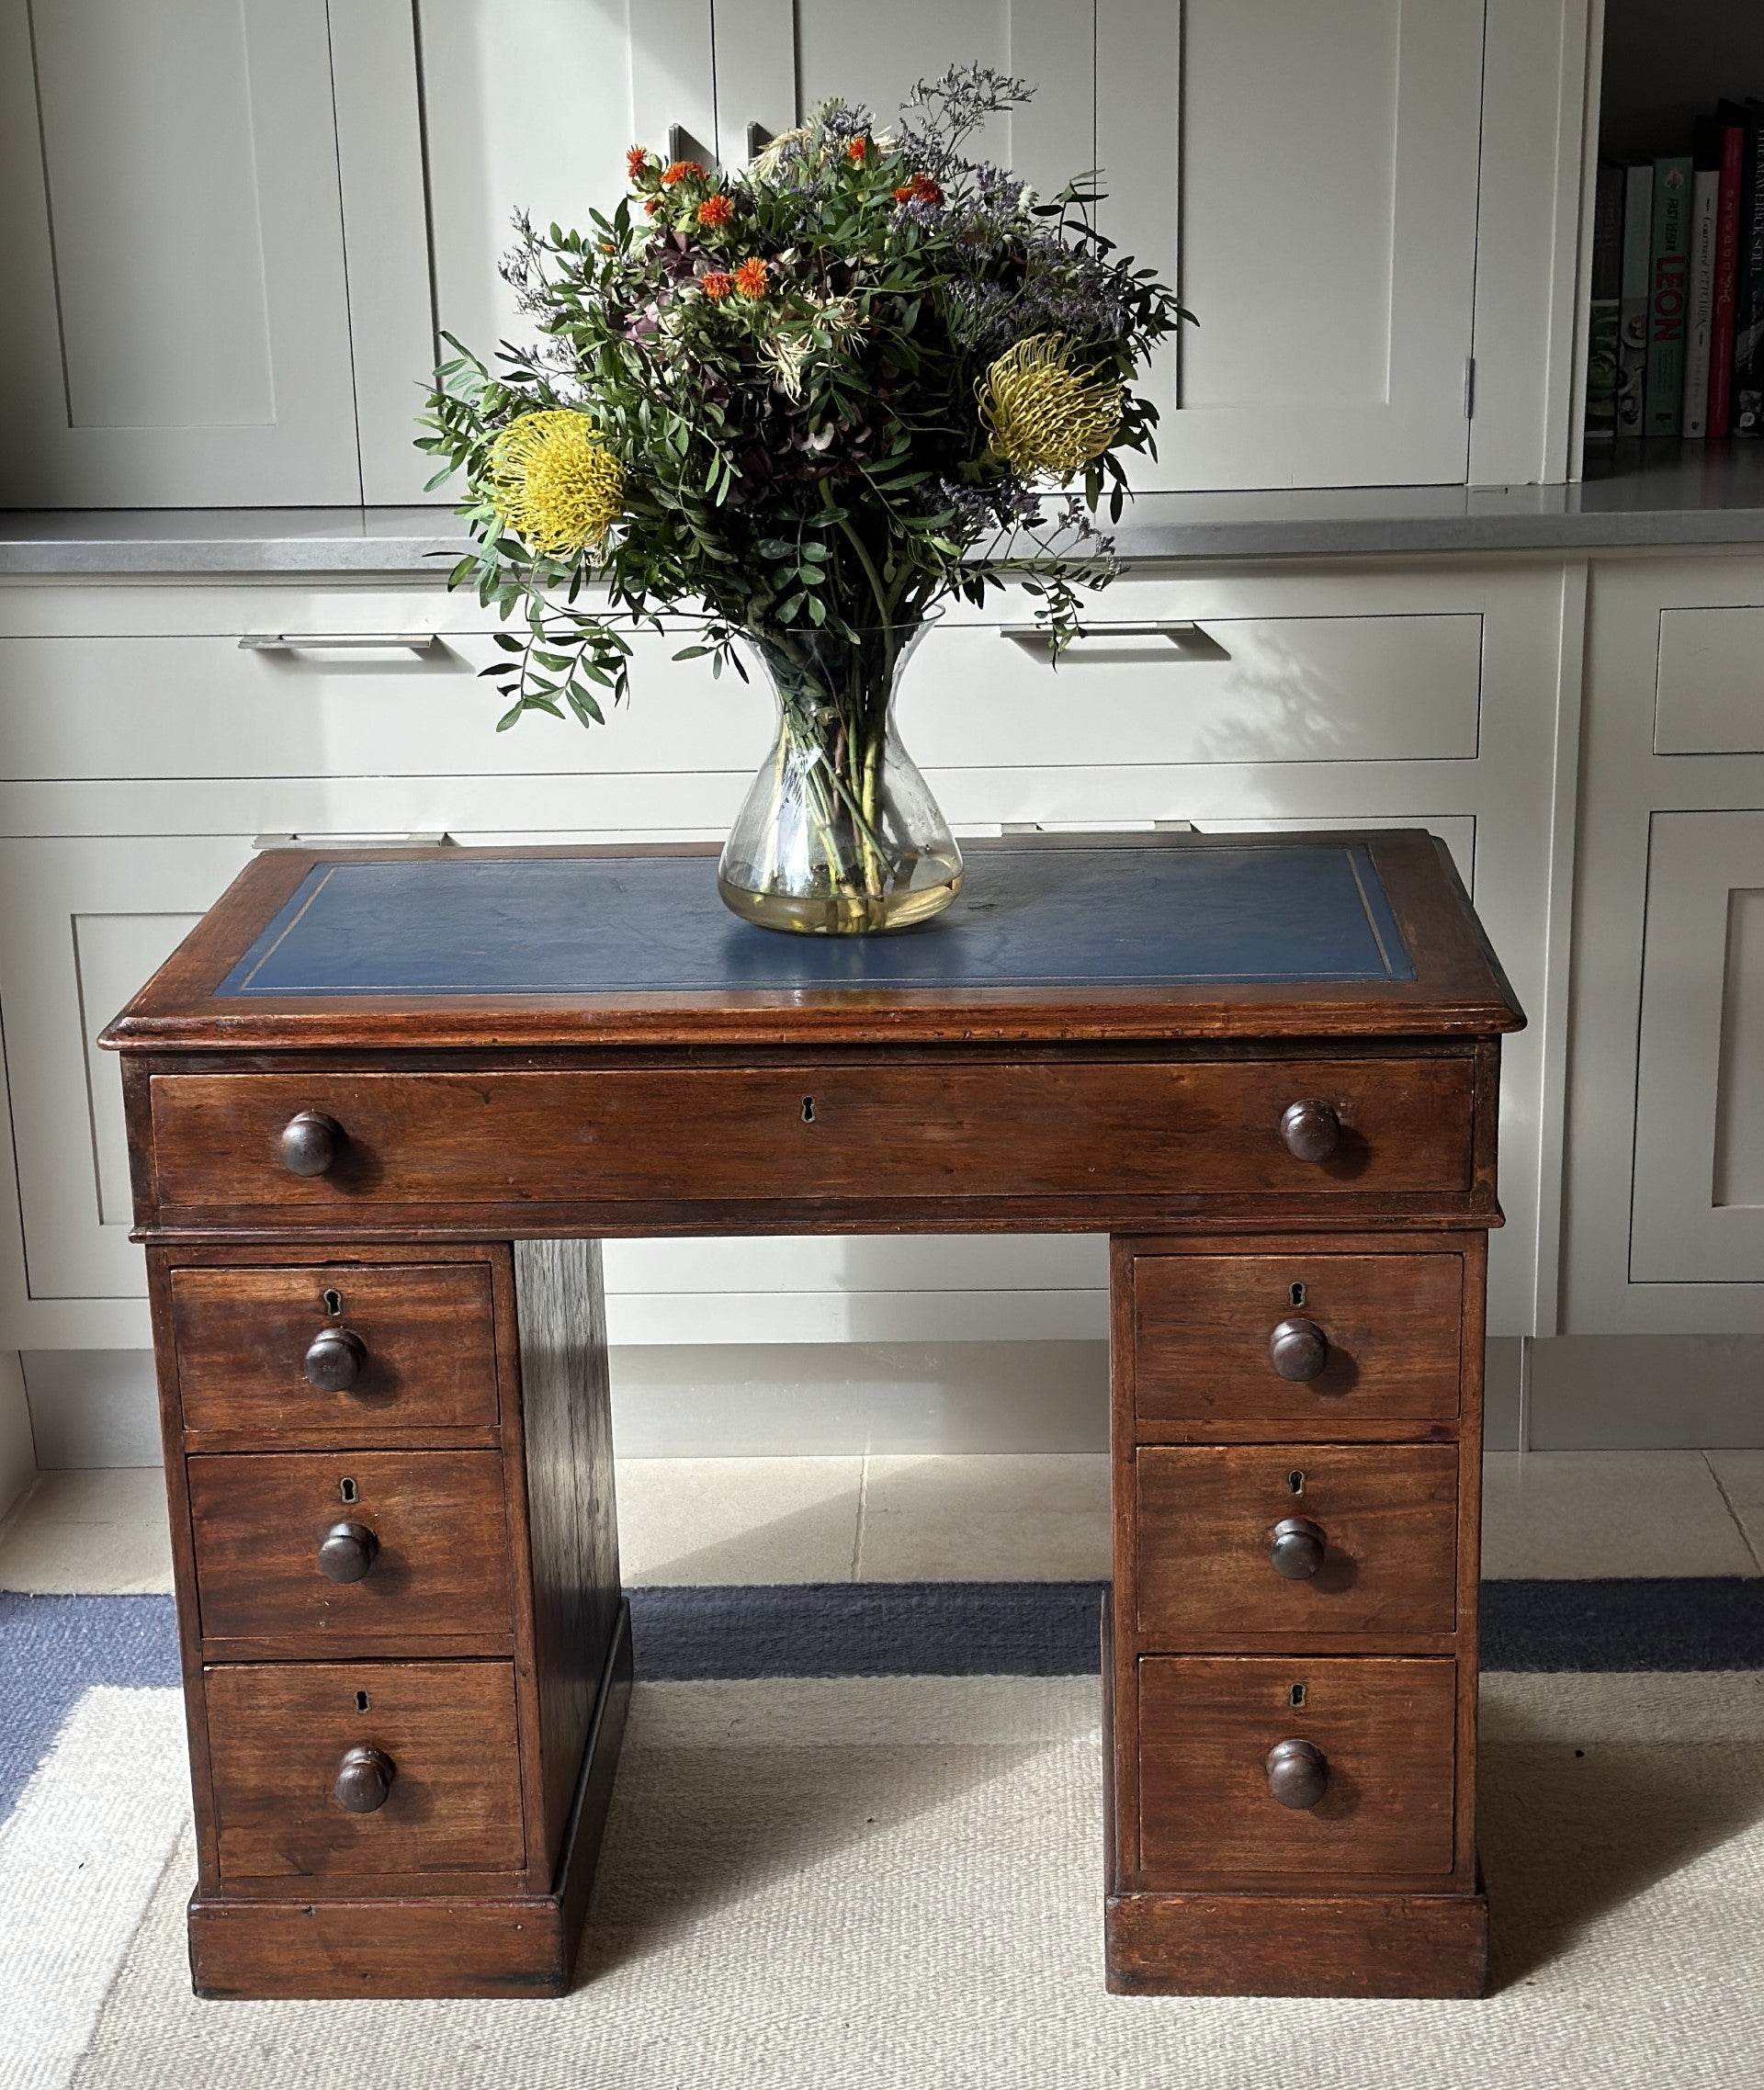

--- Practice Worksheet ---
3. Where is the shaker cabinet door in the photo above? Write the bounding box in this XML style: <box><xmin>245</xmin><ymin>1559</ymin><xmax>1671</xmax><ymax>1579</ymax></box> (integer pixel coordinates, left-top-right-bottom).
<box><xmin>1630</xmin><ymin>812</ymin><xmax>1764</xmax><ymax>1287</ymax></box>
<box><xmin>0</xmin><ymin>0</ymin><xmax>361</xmax><ymax>505</ymax></box>
<box><xmin>1102</xmin><ymin>0</ymin><xmax>1485</xmax><ymax>490</ymax></box>
<box><xmin>0</xmin><ymin>834</ymin><xmax>256</xmax><ymax>1304</ymax></box>
<box><xmin>720</xmin><ymin>0</ymin><xmax>1484</xmax><ymax>491</ymax></box>
<box><xmin>1566</xmin><ymin>555</ymin><xmax>1764</xmax><ymax>1334</ymax></box>
<box><xmin>416</xmin><ymin>0</ymin><xmax>719</xmax><ymax>368</ymax></box>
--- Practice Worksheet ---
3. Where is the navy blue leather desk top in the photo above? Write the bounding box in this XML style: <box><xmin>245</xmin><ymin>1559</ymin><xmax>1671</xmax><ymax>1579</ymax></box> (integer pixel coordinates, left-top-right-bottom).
<box><xmin>217</xmin><ymin>843</ymin><xmax>1413</xmax><ymax>999</ymax></box>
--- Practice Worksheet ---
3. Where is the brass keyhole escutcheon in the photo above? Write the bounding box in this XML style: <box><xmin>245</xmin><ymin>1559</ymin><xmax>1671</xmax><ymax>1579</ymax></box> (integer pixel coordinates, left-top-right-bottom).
<box><xmin>801</xmin><ymin>1097</ymin><xmax>816</xmax><ymax>1123</ymax></box>
<box><xmin>338</xmin><ymin>1476</ymin><xmax>358</xmax><ymax>1505</ymax></box>
<box><xmin>1289</xmin><ymin>1281</ymin><xmax>1306</xmax><ymax>1308</ymax></box>
<box><xmin>1289</xmin><ymin>1683</ymin><xmax>1306</xmax><ymax>1709</ymax></box>
<box><xmin>322</xmin><ymin>1287</ymin><xmax>345</xmax><ymax>1318</ymax></box>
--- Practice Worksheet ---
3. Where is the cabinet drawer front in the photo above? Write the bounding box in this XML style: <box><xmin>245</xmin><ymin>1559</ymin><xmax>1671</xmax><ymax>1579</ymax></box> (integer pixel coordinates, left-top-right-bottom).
<box><xmin>171</xmin><ymin>1263</ymin><xmax>499</xmax><ymax>1441</ymax></box>
<box><xmin>205</xmin><ymin>1660</ymin><xmax>525</xmax><ymax>1882</ymax></box>
<box><xmin>1137</xmin><ymin>1656</ymin><xmax>1456</xmax><ymax>1881</ymax></box>
<box><xmin>188</xmin><ymin>1451</ymin><xmax>513</xmax><ymax>1645</ymax></box>
<box><xmin>916</xmin><ymin>613</ymin><xmax>1483</xmax><ymax>768</ymax></box>
<box><xmin>1133</xmin><ymin>1252</ymin><xmax>1464</xmax><ymax>1425</ymax></box>
<box><xmin>0</xmin><ymin>626</ymin><xmax>763</xmax><ymax>780</ymax></box>
<box><xmin>1134</xmin><ymin>1445</ymin><xmax>1458</xmax><ymax>1639</ymax></box>
<box><xmin>150</xmin><ymin>1059</ymin><xmax>1476</xmax><ymax>1212</ymax></box>
<box><xmin>1654</xmin><ymin>606</ymin><xmax>1764</xmax><ymax>754</ymax></box>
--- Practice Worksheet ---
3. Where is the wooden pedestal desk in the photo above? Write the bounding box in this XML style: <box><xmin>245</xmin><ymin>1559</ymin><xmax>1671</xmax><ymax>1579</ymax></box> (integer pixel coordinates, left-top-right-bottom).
<box><xmin>102</xmin><ymin>831</ymin><xmax>1522</xmax><ymax>2003</ymax></box>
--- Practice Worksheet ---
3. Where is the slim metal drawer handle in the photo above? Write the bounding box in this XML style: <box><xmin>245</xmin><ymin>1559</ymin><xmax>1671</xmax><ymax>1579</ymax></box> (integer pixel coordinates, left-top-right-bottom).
<box><xmin>334</xmin><ymin>1744</ymin><xmax>395</xmax><ymax>1813</ymax></box>
<box><xmin>238</xmin><ymin>633</ymin><xmax>438</xmax><ymax>653</ymax></box>
<box><xmin>668</xmin><ymin>122</ymin><xmax>714</xmax><ymax>169</ymax></box>
<box><xmin>1000</xmin><ymin>621</ymin><xmax>1228</xmax><ymax>658</ymax></box>
<box><xmin>1265</xmin><ymin>1737</ymin><xmax>1329</xmax><ymax>1811</ymax></box>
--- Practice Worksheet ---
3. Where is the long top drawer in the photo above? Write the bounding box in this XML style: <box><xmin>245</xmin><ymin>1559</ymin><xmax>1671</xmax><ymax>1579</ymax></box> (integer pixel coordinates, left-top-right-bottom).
<box><xmin>148</xmin><ymin>1057</ymin><xmax>1477</xmax><ymax>1213</ymax></box>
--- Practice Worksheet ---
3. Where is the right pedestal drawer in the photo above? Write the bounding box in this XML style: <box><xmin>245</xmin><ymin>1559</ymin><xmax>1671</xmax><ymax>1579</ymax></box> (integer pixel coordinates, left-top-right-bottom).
<box><xmin>1135</xmin><ymin>1444</ymin><xmax>1459</xmax><ymax>1637</ymax></box>
<box><xmin>1131</xmin><ymin>1251</ymin><xmax>1465</xmax><ymax>1428</ymax></box>
<box><xmin>1136</xmin><ymin>1655</ymin><xmax>1458</xmax><ymax>1881</ymax></box>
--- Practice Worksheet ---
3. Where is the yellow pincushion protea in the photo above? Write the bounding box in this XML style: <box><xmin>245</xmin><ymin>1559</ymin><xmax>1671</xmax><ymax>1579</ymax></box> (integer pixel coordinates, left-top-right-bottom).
<box><xmin>977</xmin><ymin>333</ymin><xmax>1123</xmax><ymax>480</ymax></box>
<box><xmin>485</xmin><ymin>411</ymin><xmax>625</xmax><ymax>556</ymax></box>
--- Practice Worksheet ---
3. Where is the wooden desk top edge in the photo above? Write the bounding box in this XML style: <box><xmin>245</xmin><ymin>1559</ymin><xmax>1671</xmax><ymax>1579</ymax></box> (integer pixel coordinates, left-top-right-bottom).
<box><xmin>101</xmin><ymin>830</ymin><xmax>1526</xmax><ymax>1054</ymax></box>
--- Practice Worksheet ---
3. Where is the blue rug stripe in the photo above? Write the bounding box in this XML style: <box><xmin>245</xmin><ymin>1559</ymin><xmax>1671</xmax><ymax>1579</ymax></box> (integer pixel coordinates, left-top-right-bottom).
<box><xmin>1478</xmin><ymin>1577</ymin><xmax>1764</xmax><ymax>1673</ymax></box>
<box><xmin>628</xmin><ymin>1582</ymin><xmax>1106</xmax><ymax>1680</ymax></box>
<box><xmin>630</xmin><ymin>1578</ymin><xmax>1764</xmax><ymax>1680</ymax></box>
<box><xmin>7</xmin><ymin>1580</ymin><xmax>1764</xmax><ymax>1818</ymax></box>
<box><xmin>0</xmin><ymin>1592</ymin><xmax>183</xmax><ymax>1818</ymax></box>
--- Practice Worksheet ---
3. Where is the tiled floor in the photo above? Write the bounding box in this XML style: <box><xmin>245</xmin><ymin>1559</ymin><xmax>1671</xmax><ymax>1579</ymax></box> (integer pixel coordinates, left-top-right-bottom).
<box><xmin>4</xmin><ymin>1451</ymin><xmax>1763</xmax><ymax>1595</ymax></box>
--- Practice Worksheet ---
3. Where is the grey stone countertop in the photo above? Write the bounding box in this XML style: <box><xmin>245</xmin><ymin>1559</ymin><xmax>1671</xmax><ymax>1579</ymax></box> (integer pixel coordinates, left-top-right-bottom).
<box><xmin>7</xmin><ymin>443</ymin><xmax>1764</xmax><ymax>574</ymax></box>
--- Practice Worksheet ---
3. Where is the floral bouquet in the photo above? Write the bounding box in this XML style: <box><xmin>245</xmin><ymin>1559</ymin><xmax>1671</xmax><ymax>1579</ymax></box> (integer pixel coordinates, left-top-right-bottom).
<box><xmin>420</xmin><ymin>65</ymin><xmax>1188</xmax><ymax>932</ymax></box>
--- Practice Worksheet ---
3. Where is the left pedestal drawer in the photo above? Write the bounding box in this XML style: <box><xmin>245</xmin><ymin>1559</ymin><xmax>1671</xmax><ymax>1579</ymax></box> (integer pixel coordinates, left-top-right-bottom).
<box><xmin>188</xmin><ymin>1451</ymin><xmax>514</xmax><ymax>1647</ymax></box>
<box><xmin>171</xmin><ymin>1262</ymin><xmax>501</xmax><ymax>1442</ymax></box>
<box><xmin>205</xmin><ymin>1660</ymin><xmax>527</xmax><ymax>1885</ymax></box>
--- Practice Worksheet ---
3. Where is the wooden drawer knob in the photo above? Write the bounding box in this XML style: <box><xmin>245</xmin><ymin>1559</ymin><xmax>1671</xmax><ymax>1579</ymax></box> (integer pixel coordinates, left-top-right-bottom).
<box><xmin>334</xmin><ymin>1744</ymin><xmax>395</xmax><ymax>1813</ymax></box>
<box><xmin>1265</xmin><ymin>1736</ymin><xmax>1329</xmax><ymax>1811</ymax></box>
<box><xmin>1268</xmin><ymin>1517</ymin><xmax>1327</xmax><ymax>1579</ymax></box>
<box><xmin>1269</xmin><ymin>1316</ymin><xmax>1329</xmax><ymax>1381</ymax></box>
<box><xmin>280</xmin><ymin>1111</ymin><xmax>344</xmax><ymax>1177</ymax></box>
<box><xmin>1279</xmin><ymin>1099</ymin><xmax>1340</xmax><ymax>1163</ymax></box>
<box><xmin>304</xmin><ymin>1326</ymin><xmax>367</xmax><ymax>1392</ymax></box>
<box><xmin>318</xmin><ymin>1520</ymin><xmax>379</xmax><ymax>1584</ymax></box>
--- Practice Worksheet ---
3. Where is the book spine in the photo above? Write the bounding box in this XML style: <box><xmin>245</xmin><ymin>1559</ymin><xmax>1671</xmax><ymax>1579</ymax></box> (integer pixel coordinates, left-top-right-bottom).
<box><xmin>1683</xmin><ymin>169</ymin><xmax>1721</xmax><ymax>436</ymax></box>
<box><xmin>1645</xmin><ymin>157</ymin><xmax>1692</xmax><ymax>437</ymax></box>
<box><xmin>1711</xmin><ymin>123</ymin><xmax>1746</xmax><ymax>435</ymax></box>
<box><xmin>1585</xmin><ymin>161</ymin><xmax>1624</xmax><ymax>439</ymax></box>
<box><xmin>1737</xmin><ymin>110</ymin><xmax>1764</xmax><ymax>436</ymax></box>
<box><xmin>1617</xmin><ymin>163</ymin><xmax>1653</xmax><ymax>435</ymax></box>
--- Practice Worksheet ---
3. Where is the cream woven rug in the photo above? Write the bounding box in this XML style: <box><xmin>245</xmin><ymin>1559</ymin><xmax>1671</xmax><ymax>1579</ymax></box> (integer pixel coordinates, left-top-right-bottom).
<box><xmin>21</xmin><ymin>1671</ymin><xmax>1764</xmax><ymax>2089</ymax></box>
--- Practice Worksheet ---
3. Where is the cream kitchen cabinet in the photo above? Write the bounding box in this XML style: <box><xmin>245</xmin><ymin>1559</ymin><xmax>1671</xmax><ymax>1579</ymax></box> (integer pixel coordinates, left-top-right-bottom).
<box><xmin>0</xmin><ymin>557</ymin><xmax>1575</xmax><ymax>1359</ymax></box>
<box><xmin>1565</xmin><ymin>555</ymin><xmax>1764</xmax><ymax>1334</ymax></box>
<box><xmin>413</xmin><ymin>0</ymin><xmax>1490</xmax><ymax>491</ymax></box>
<box><xmin>0</xmin><ymin>1</ymin><xmax>1589</xmax><ymax>505</ymax></box>
<box><xmin>0</xmin><ymin>0</ymin><xmax>364</xmax><ymax>506</ymax></box>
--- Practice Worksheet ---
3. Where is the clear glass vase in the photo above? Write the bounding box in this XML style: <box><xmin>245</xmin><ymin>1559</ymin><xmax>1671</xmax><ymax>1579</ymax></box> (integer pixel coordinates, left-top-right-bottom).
<box><xmin>717</xmin><ymin>619</ymin><xmax>964</xmax><ymax>935</ymax></box>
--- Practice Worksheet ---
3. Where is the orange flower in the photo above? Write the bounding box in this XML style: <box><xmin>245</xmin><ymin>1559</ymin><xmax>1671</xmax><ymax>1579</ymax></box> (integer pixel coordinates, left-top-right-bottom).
<box><xmin>696</xmin><ymin>193</ymin><xmax>732</xmax><ymax>229</ymax></box>
<box><xmin>626</xmin><ymin>146</ymin><xmax>651</xmax><ymax>180</ymax></box>
<box><xmin>845</xmin><ymin>135</ymin><xmax>868</xmax><ymax>163</ymax></box>
<box><xmin>702</xmin><ymin>271</ymin><xmax>733</xmax><ymax>299</ymax></box>
<box><xmin>733</xmin><ymin>256</ymin><xmax>769</xmax><ymax>298</ymax></box>
<box><xmin>662</xmin><ymin>159</ymin><xmax>706</xmax><ymax>186</ymax></box>
<box><xmin>643</xmin><ymin>197</ymin><xmax>662</xmax><ymax>217</ymax></box>
<box><xmin>893</xmin><ymin>171</ymin><xmax>944</xmax><ymax>207</ymax></box>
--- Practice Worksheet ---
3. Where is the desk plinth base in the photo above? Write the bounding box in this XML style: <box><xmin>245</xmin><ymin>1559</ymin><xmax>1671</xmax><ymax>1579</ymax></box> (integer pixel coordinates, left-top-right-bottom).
<box><xmin>1104</xmin><ymin>1883</ymin><xmax>1487</xmax><ymax>1999</ymax></box>
<box><xmin>189</xmin><ymin>1601</ymin><xmax>632</xmax><ymax>2001</ymax></box>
